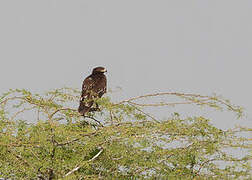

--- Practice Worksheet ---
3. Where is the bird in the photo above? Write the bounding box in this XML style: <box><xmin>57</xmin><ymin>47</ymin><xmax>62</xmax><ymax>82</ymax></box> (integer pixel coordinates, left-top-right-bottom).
<box><xmin>78</xmin><ymin>66</ymin><xmax>107</xmax><ymax>116</ymax></box>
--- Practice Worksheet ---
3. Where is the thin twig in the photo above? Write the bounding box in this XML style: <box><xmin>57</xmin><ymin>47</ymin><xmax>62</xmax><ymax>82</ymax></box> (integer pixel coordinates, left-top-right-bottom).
<box><xmin>131</xmin><ymin>101</ymin><xmax>192</xmax><ymax>107</ymax></box>
<box><xmin>109</xmin><ymin>110</ymin><xmax>113</xmax><ymax>124</ymax></box>
<box><xmin>55</xmin><ymin>132</ymin><xmax>98</xmax><ymax>146</ymax></box>
<box><xmin>117</xmin><ymin>92</ymin><xmax>210</xmax><ymax>105</ymax></box>
<box><xmin>128</xmin><ymin>103</ymin><xmax>160</xmax><ymax>123</ymax></box>
<box><xmin>84</xmin><ymin>115</ymin><xmax>104</xmax><ymax>127</ymax></box>
<box><xmin>48</xmin><ymin>108</ymin><xmax>77</xmax><ymax>121</ymax></box>
<box><xmin>195</xmin><ymin>159</ymin><xmax>217</xmax><ymax>176</ymax></box>
<box><xmin>10</xmin><ymin>107</ymin><xmax>34</xmax><ymax>121</ymax></box>
<box><xmin>56</xmin><ymin>138</ymin><xmax>80</xmax><ymax>146</ymax></box>
<box><xmin>0</xmin><ymin>96</ymin><xmax>24</xmax><ymax>105</ymax></box>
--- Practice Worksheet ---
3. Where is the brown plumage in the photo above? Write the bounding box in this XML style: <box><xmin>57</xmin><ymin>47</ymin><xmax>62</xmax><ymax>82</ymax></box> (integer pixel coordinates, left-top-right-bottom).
<box><xmin>78</xmin><ymin>67</ymin><xmax>107</xmax><ymax>116</ymax></box>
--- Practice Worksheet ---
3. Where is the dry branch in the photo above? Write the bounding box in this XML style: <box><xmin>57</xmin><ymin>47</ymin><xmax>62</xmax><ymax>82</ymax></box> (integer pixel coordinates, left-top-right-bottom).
<box><xmin>63</xmin><ymin>148</ymin><xmax>104</xmax><ymax>178</ymax></box>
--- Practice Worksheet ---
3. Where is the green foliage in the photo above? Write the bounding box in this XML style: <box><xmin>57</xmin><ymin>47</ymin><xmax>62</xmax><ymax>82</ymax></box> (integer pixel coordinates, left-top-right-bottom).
<box><xmin>0</xmin><ymin>88</ymin><xmax>251</xmax><ymax>179</ymax></box>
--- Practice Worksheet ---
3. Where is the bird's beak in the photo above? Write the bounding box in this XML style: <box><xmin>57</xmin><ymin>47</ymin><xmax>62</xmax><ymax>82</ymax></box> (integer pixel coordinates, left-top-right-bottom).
<box><xmin>102</xmin><ymin>69</ymin><xmax>107</xmax><ymax>73</ymax></box>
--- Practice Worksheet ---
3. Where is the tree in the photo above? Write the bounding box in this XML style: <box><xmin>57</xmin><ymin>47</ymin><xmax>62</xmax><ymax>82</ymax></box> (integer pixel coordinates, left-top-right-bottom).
<box><xmin>0</xmin><ymin>88</ymin><xmax>251</xmax><ymax>179</ymax></box>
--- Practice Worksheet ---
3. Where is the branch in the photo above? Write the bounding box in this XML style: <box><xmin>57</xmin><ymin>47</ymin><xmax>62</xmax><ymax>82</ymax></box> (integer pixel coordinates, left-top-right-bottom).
<box><xmin>83</xmin><ymin>115</ymin><xmax>104</xmax><ymax>127</ymax></box>
<box><xmin>117</xmin><ymin>92</ymin><xmax>210</xmax><ymax>105</ymax></box>
<box><xmin>128</xmin><ymin>103</ymin><xmax>160</xmax><ymax>123</ymax></box>
<box><xmin>56</xmin><ymin>138</ymin><xmax>80</xmax><ymax>146</ymax></box>
<box><xmin>55</xmin><ymin>132</ymin><xmax>98</xmax><ymax>146</ymax></box>
<box><xmin>128</xmin><ymin>101</ymin><xmax>193</xmax><ymax>107</ymax></box>
<box><xmin>0</xmin><ymin>96</ymin><xmax>24</xmax><ymax>105</ymax></box>
<box><xmin>88</xmin><ymin>148</ymin><xmax>104</xmax><ymax>162</ymax></box>
<box><xmin>10</xmin><ymin>107</ymin><xmax>35</xmax><ymax>121</ymax></box>
<box><xmin>48</xmin><ymin>108</ymin><xmax>77</xmax><ymax>120</ymax></box>
<box><xmin>63</xmin><ymin>148</ymin><xmax>103</xmax><ymax>178</ymax></box>
<box><xmin>195</xmin><ymin>159</ymin><xmax>217</xmax><ymax>176</ymax></box>
<box><xmin>116</xmin><ymin>92</ymin><xmax>242</xmax><ymax>117</ymax></box>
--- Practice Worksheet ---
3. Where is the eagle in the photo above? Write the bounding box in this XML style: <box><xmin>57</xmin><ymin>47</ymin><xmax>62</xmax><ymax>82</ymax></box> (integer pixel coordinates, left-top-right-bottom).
<box><xmin>78</xmin><ymin>66</ymin><xmax>107</xmax><ymax>116</ymax></box>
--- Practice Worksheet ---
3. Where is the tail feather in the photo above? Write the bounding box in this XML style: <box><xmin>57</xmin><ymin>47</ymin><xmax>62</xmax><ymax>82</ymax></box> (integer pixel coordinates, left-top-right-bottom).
<box><xmin>78</xmin><ymin>102</ymin><xmax>88</xmax><ymax>115</ymax></box>
<box><xmin>78</xmin><ymin>100</ymin><xmax>94</xmax><ymax>116</ymax></box>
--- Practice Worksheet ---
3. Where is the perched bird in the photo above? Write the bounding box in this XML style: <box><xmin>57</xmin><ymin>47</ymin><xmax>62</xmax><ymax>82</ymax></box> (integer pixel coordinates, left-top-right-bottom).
<box><xmin>78</xmin><ymin>66</ymin><xmax>107</xmax><ymax>116</ymax></box>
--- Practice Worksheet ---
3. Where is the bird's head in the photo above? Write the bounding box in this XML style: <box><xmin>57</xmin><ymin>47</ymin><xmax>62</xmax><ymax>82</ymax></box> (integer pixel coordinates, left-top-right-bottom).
<box><xmin>92</xmin><ymin>67</ymin><xmax>107</xmax><ymax>74</ymax></box>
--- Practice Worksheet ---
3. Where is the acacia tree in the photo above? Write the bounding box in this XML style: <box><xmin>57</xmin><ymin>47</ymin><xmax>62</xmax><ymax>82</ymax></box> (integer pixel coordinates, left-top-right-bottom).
<box><xmin>0</xmin><ymin>88</ymin><xmax>251</xmax><ymax>179</ymax></box>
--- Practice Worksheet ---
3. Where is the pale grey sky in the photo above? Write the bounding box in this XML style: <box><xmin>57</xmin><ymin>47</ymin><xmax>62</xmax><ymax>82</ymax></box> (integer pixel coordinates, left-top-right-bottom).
<box><xmin>0</xmin><ymin>0</ymin><xmax>251</xmax><ymax>128</ymax></box>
